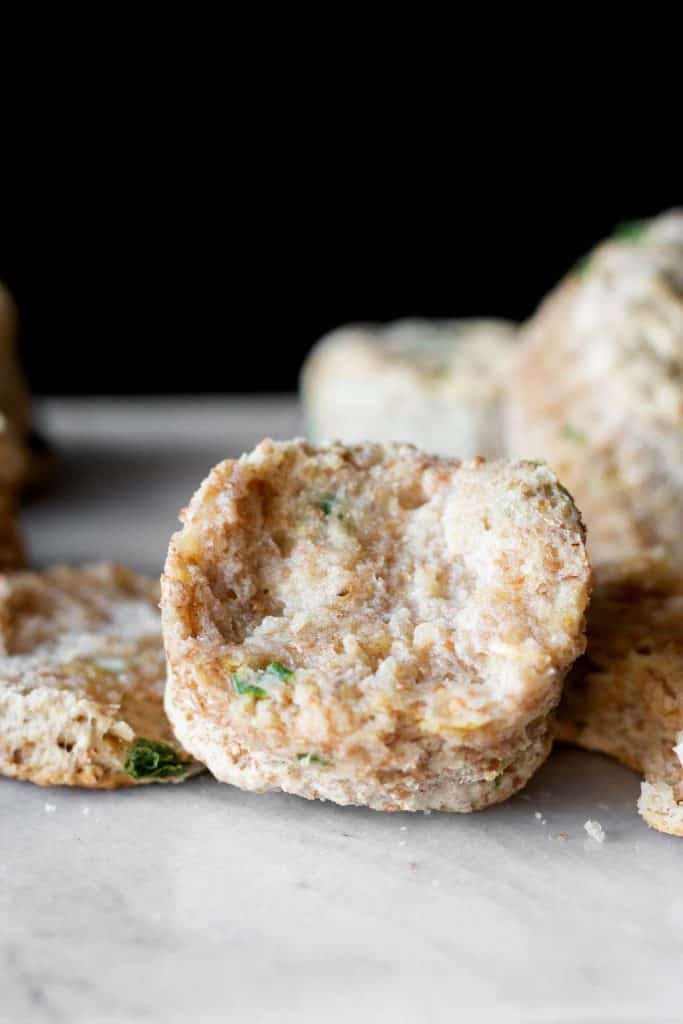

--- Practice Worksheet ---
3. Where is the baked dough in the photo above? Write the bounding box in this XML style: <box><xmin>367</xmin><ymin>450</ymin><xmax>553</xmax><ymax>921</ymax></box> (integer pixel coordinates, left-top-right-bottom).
<box><xmin>0</xmin><ymin>422</ymin><xmax>27</xmax><ymax>571</ymax></box>
<box><xmin>162</xmin><ymin>439</ymin><xmax>590</xmax><ymax>812</ymax></box>
<box><xmin>0</xmin><ymin>497</ymin><xmax>25</xmax><ymax>570</ymax></box>
<box><xmin>557</xmin><ymin>554</ymin><xmax>683</xmax><ymax>836</ymax></box>
<box><xmin>506</xmin><ymin>209</ymin><xmax>683</xmax><ymax>567</ymax></box>
<box><xmin>0</xmin><ymin>563</ymin><xmax>201</xmax><ymax>788</ymax></box>
<box><xmin>0</xmin><ymin>282</ymin><xmax>34</xmax><ymax>561</ymax></box>
<box><xmin>0</xmin><ymin>281</ymin><xmax>30</xmax><ymax>438</ymax></box>
<box><xmin>301</xmin><ymin>319</ymin><xmax>517</xmax><ymax>458</ymax></box>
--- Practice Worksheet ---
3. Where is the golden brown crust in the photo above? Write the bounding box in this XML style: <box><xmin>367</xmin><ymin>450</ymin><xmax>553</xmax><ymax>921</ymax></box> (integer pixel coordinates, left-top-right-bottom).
<box><xmin>557</xmin><ymin>554</ymin><xmax>683</xmax><ymax>836</ymax></box>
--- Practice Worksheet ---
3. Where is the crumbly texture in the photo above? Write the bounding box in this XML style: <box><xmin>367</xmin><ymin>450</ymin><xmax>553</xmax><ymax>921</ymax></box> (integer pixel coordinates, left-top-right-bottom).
<box><xmin>557</xmin><ymin>554</ymin><xmax>683</xmax><ymax>836</ymax></box>
<box><xmin>301</xmin><ymin>319</ymin><xmax>517</xmax><ymax>458</ymax></box>
<box><xmin>0</xmin><ymin>563</ymin><xmax>201</xmax><ymax>788</ymax></box>
<box><xmin>506</xmin><ymin>209</ymin><xmax>683</xmax><ymax>567</ymax></box>
<box><xmin>162</xmin><ymin>439</ymin><xmax>590</xmax><ymax>812</ymax></box>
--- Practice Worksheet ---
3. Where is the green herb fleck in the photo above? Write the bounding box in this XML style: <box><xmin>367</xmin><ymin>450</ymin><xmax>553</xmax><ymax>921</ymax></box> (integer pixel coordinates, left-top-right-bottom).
<box><xmin>613</xmin><ymin>219</ymin><xmax>648</xmax><ymax>243</ymax></box>
<box><xmin>319</xmin><ymin>495</ymin><xmax>338</xmax><ymax>516</ymax></box>
<box><xmin>232</xmin><ymin>674</ymin><xmax>269</xmax><ymax>699</ymax></box>
<box><xmin>561</xmin><ymin>423</ymin><xmax>586</xmax><ymax>444</ymax></box>
<box><xmin>124</xmin><ymin>738</ymin><xmax>191</xmax><ymax>780</ymax></box>
<box><xmin>232</xmin><ymin>663</ymin><xmax>294</xmax><ymax>699</ymax></box>
<box><xmin>297</xmin><ymin>752</ymin><xmax>330</xmax><ymax>766</ymax></box>
<box><xmin>266</xmin><ymin>662</ymin><xmax>293</xmax><ymax>681</ymax></box>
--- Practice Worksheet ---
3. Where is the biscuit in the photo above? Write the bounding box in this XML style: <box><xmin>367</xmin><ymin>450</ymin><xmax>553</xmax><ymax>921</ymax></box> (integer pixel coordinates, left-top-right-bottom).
<box><xmin>557</xmin><ymin>554</ymin><xmax>683</xmax><ymax>836</ymax></box>
<box><xmin>0</xmin><ymin>281</ymin><xmax>50</xmax><ymax>499</ymax></box>
<box><xmin>0</xmin><ymin>424</ymin><xmax>28</xmax><ymax>571</ymax></box>
<box><xmin>0</xmin><ymin>497</ymin><xmax>25</xmax><ymax>570</ymax></box>
<box><xmin>506</xmin><ymin>209</ymin><xmax>683</xmax><ymax>567</ymax></box>
<box><xmin>162</xmin><ymin>440</ymin><xmax>590</xmax><ymax>812</ymax></box>
<box><xmin>0</xmin><ymin>563</ymin><xmax>201</xmax><ymax>788</ymax></box>
<box><xmin>0</xmin><ymin>281</ymin><xmax>30</xmax><ymax>438</ymax></box>
<box><xmin>301</xmin><ymin>319</ymin><xmax>517</xmax><ymax>458</ymax></box>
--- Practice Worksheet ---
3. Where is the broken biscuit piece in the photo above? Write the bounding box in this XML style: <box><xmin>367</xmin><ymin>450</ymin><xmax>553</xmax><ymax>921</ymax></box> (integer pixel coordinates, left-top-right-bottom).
<box><xmin>0</xmin><ymin>563</ymin><xmax>201</xmax><ymax>787</ymax></box>
<box><xmin>557</xmin><ymin>553</ymin><xmax>683</xmax><ymax>836</ymax></box>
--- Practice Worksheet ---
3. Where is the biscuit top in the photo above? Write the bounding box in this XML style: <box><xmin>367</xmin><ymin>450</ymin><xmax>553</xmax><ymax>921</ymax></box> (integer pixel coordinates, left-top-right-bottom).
<box><xmin>304</xmin><ymin>319</ymin><xmax>516</xmax><ymax>398</ymax></box>
<box><xmin>542</xmin><ymin>209</ymin><xmax>683</xmax><ymax>429</ymax></box>
<box><xmin>163</xmin><ymin>441</ymin><xmax>590</xmax><ymax>760</ymax></box>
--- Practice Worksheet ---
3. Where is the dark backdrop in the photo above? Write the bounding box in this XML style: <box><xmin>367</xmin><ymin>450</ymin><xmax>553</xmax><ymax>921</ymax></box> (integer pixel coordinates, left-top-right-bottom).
<box><xmin>2</xmin><ymin>174</ymin><xmax>679</xmax><ymax>395</ymax></box>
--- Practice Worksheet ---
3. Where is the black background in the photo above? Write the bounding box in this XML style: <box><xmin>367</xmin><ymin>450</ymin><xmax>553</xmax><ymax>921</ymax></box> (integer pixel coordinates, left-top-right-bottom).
<box><xmin>2</xmin><ymin>165</ymin><xmax>679</xmax><ymax>395</ymax></box>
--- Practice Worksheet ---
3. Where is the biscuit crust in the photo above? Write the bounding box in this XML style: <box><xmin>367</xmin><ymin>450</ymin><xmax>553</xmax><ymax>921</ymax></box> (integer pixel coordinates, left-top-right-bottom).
<box><xmin>557</xmin><ymin>554</ymin><xmax>683</xmax><ymax>836</ymax></box>
<box><xmin>0</xmin><ymin>563</ymin><xmax>200</xmax><ymax>788</ymax></box>
<box><xmin>506</xmin><ymin>209</ymin><xmax>683</xmax><ymax>567</ymax></box>
<box><xmin>162</xmin><ymin>440</ymin><xmax>590</xmax><ymax>811</ymax></box>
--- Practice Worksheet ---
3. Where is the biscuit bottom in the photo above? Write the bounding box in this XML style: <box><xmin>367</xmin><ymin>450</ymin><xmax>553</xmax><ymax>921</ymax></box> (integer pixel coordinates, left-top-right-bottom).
<box><xmin>166</xmin><ymin>670</ymin><xmax>553</xmax><ymax>812</ymax></box>
<box><xmin>557</xmin><ymin>554</ymin><xmax>683</xmax><ymax>836</ymax></box>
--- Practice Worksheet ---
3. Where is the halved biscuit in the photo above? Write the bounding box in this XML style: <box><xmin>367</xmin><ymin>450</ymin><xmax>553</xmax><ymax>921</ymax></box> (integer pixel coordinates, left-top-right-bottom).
<box><xmin>0</xmin><ymin>563</ymin><xmax>201</xmax><ymax>788</ymax></box>
<box><xmin>557</xmin><ymin>554</ymin><xmax>683</xmax><ymax>836</ymax></box>
<box><xmin>301</xmin><ymin>319</ymin><xmax>517</xmax><ymax>458</ymax></box>
<box><xmin>162</xmin><ymin>440</ymin><xmax>590</xmax><ymax>812</ymax></box>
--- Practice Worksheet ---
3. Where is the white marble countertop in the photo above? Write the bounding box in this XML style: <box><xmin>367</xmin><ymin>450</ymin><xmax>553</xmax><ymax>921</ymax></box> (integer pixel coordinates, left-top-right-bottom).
<box><xmin>2</xmin><ymin>397</ymin><xmax>682</xmax><ymax>1024</ymax></box>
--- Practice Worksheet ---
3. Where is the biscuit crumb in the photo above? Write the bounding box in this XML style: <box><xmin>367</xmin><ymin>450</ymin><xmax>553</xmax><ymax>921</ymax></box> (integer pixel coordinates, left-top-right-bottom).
<box><xmin>584</xmin><ymin>819</ymin><xmax>606</xmax><ymax>843</ymax></box>
<box><xmin>673</xmin><ymin>731</ymin><xmax>683</xmax><ymax>768</ymax></box>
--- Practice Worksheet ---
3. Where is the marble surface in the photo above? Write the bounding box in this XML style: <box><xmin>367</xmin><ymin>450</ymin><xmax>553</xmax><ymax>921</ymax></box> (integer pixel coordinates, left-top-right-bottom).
<box><xmin>2</xmin><ymin>398</ymin><xmax>682</xmax><ymax>1024</ymax></box>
